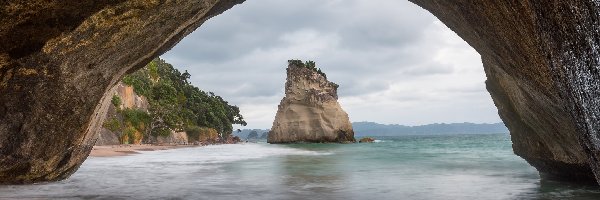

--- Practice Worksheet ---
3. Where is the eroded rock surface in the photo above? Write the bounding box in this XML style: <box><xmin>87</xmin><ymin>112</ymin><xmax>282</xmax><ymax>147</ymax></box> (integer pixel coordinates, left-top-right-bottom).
<box><xmin>1</xmin><ymin>0</ymin><xmax>600</xmax><ymax>184</ymax></box>
<box><xmin>0</xmin><ymin>0</ymin><xmax>244</xmax><ymax>184</ymax></box>
<box><xmin>96</xmin><ymin>82</ymin><xmax>148</xmax><ymax>146</ymax></box>
<box><xmin>409</xmin><ymin>0</ymin><xmax>600</xmax><ymax>182</ymax></box>
<box><xmin>268</xmin><ymin>63</ymin><xmax>355</xmax><ymax>143</ymax></box>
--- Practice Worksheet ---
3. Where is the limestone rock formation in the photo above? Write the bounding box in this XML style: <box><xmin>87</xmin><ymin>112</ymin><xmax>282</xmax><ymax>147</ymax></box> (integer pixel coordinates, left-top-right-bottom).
<box><xmin>155</xmin><ymin>131</ymin><xmax>189</xmax><ymax>145</ymax></box>
<box><xmin>359</xmin><ymin>137</ymin><xmax>375</xmax><ymax>143</ymax></box>
<box><xmin>268</xmin><ymin>61</ymin><xmax>355</xmax><ymax>143</ymax></box>
<box><xmin>96</xmin><ymin>82</ymin><xmax>148</xmax><ymax>146</ymax></box>
<box><xmin>2</xmin><ymin>0</ymin><xmax>600</xmax><ymax>184</ymax></box>
<box><xmin>409</xmin><ymin>0</ymin><xmax>600</xmax><ymax>183</ymax></box>
<box><xmin>95</xmin><ymin>129</ymin><xmax>121</xmax><ymax>146</ymax></box>
<box><xmin>0</xmin><ymin>0</ymin><xmax>245</xmax><ymax>184</ymax></box>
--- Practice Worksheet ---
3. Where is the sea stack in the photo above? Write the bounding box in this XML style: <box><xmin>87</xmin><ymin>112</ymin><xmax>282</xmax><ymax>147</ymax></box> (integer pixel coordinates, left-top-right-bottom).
<box><xmin>268</xmin><ymin>60</ymin><xmax>355</xmax><ymax>143</ymax></box>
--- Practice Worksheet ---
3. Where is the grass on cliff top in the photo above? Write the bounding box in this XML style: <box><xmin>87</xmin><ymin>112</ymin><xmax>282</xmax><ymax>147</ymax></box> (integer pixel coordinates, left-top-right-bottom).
<box><xmin>288</xmin><ymin>59</ymin><xmax>327</xmax><ymax>79</ymax></box>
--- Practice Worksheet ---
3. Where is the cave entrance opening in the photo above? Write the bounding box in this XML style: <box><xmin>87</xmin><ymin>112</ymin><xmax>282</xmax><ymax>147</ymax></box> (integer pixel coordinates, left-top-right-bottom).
<box><xmin>157</xmin><ymin>0</ymin><xmax>596</xmax><ymax>184</ymax></box>
<box><xmin>161</xmin><ymin>0</ymin><xmax>502</xmax><ymax>133</ymax></box>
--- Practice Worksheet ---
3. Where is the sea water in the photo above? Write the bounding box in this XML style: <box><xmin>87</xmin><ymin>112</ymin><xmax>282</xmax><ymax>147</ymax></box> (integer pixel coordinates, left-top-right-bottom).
<box><xmin>2</xmin><ymin>134</ymin><xmax>600</xmax><ymax>200</ymax></box>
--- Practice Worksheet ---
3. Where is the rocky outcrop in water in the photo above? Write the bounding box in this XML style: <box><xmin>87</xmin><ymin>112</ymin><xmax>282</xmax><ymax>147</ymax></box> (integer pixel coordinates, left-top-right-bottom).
<box><xmin>268</xmin><ymin>61</ymin><xmax>355</xmax><ymax>143</ymax></box>
<box><xmin>359</xmin><ymin>137</ymin><xmax>375</xmax><ymax>143</ymax></box>
<box><xmin>1</xmin><ymin>0</ymin><xmax>600</xmax><ymax>184</ymax></box>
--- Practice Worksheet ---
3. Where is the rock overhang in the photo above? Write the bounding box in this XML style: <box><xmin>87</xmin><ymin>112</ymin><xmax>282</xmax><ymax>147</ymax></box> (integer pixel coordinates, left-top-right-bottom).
<box><xmin>0</xmin><ymin>0</ymin><xmax>599</xmax><ymax>184</ymax></box>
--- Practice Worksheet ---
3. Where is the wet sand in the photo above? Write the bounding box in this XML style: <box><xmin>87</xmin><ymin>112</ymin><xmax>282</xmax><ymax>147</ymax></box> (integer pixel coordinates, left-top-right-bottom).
<box><xmin>90</xmin><ymin>144</ymin><xmax>195</xmax><ymax>157</ymax></box>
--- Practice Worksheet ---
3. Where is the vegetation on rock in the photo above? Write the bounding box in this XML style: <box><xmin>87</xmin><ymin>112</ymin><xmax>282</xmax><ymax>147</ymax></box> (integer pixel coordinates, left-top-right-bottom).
<box><xmin>185</xmin><ymin>126</ymin><xmax>220</xmax><ymax>143</ymax></box>
<box><xmin>103</xmin><ymin>100</ymin><xmax>151</xmax><ymax>144</ymax></box>
<box><xmin>111</xmin><ymin>95</ymin><xmax>122</xmax><ymax>108</ymax></box>
<box><xmin>269</xmin><ymin>59</ymin><xmax>355</xmax><ymax>143</ymax></box>
<box><xmin>104</xmin><ymin>57</ymin><xmax>246</xmax><ymax>144</ymax></box>
<box><xmin>288</xmin><ymin>59</ymin><xmax>327</xmax><ymax>78</ymax></box>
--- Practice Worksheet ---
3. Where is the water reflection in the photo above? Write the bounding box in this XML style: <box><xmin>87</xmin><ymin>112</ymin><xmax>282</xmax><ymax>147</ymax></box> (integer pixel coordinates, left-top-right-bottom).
<box><xmin>277</xmin><ymin>155</ymin><xmax>346</xmax><ymax>199</ymax></box>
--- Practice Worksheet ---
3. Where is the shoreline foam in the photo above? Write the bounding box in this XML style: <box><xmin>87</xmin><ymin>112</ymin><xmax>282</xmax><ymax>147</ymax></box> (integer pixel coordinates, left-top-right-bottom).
<box><xmin>89</xmin><ymin>144</ymin><xmax>195</xmax><ymax>157</ymax></box>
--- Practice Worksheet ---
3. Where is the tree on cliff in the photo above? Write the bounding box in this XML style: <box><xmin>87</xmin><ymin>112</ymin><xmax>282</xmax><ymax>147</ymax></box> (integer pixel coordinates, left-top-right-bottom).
<box><xmin>111</xmin><ymin>95</ymin><xmax>122</xmax><ymax>109</ymax></box>
<box><xmin>287</xmin><ymin>59</ymin><xmax>327</xmax><ymax>78</ymax></box>
<box><xmin>122</xmin><ymin>58</ymin><xmax>246</xmax><ymax>140</ymax></box>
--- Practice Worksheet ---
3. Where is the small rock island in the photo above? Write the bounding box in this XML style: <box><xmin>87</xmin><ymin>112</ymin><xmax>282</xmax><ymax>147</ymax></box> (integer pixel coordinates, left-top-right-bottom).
<box><xmin>268</xmin><ymin>60</ymin><xmax>355</xmax><ymax>143</ymax></box>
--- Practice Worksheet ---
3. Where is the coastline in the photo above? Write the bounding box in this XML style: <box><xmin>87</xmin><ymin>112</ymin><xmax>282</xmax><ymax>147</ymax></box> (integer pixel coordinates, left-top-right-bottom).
<box><xmin>89</xmin><ymin>144</ymin><xmax>196</xmax><ymax>157</ymax></box>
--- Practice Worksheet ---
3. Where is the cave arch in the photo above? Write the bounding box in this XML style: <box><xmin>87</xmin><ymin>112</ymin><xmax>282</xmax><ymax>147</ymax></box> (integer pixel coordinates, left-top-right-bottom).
<box><xmin>0</xmin><ymin>0</ymin><xmax>599</xmax><ymax>184</ymax></box>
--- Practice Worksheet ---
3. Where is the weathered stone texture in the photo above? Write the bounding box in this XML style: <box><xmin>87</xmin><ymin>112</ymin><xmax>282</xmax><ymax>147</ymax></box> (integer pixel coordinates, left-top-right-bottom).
<box><xmin>1</xmin><ymin>0</ymin><xmax>600</xmax><ymax>184</ymax></box>
<box><xmin>95</xmin><ymin>82</ymin><xmax>148</xmax><ymax>146</ymax></box>
<box><xmin>0</xmin><ymin>0</ymin><xmax>244</xmax><ymax>184</ymax></box>
<box><xmin>410</xmin><ymin>0</ymin><xmax>600</xmax><ymax>182</ymax></box>
<box><xmin>268</xmin><ymin>64</ymin><xmax>355</xmax><ymax>143</ymax></box>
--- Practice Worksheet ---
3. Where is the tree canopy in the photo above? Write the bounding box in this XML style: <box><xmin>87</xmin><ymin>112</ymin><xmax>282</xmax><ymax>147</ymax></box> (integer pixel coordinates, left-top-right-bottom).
<box><xmin>122</xmin><ymin>58</ymin><xmax>246</xmax><ymax>138</ymax></box>
<box><xmin>287</xmin><ymin>59</ymin><xmax>327</xmax><ymax>78</ymax></box>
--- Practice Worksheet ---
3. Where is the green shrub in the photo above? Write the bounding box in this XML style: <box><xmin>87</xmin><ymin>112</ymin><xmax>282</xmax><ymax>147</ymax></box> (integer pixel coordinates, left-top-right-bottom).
<box><xmin>122</xmin><ymin>126</ymin><xmax>137</xmax><ymax>144</ymax></box>
<box><xmin>185</xmin><ymin>126</ymin><xmax>201</xmax><ymax>142</ymax></box>
<box><xmin>287</xmin><ymin>59</ymin><xmax>327</xmax><ymax>78</ymax></box>
<box><xmin>111</xmin><ymin>95</ymin><xmax>122</xmax><ymax>108</ymax></box>
<box><xmin>121</xmin><ymin>108</ymin><xmax>151</xmax><ymax>132</ymax></box>
<box><xmin>102</xmin><ymin>117</ymin><xmax>122</xmax><ymax>132</ymax></box>
<box><xmin>122</xmin><ymin>57</ymin><xmax>247</xmax><ymax>138</ymax></box>
<box><xmin>288</xmin><ymin>59</ymin><xmax>305</xmax><ymax>67</ymax></box>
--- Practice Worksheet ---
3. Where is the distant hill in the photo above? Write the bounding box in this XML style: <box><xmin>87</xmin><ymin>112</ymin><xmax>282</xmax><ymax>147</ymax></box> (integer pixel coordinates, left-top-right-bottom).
<box><xmin>352</xmin><ymin>122</ymin><xmax>509</xmax><ymax>136</ymax></box>
<box><xmin>233</xmin><ymin>122</ymin><xmax>508</xmax><ymax>138</ymax></box>
<box><xmin>232</xmin><ymin>129</ymin><xmax>270</xmax><ymax>139</ymax></box>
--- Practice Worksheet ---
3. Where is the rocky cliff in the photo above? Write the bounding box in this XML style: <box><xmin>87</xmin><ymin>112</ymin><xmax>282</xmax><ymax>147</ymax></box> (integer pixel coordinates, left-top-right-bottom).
<box><xmin>0</xmin><ymin>0</ymin><xmax>245</xmax><ymax>184</ymax></box>
<box><xmin>2</xmin><ymin>0</ymin><xmax>600</xmax><ymax>184</ymax></box>
<box><xmin>96</xmin><ymin>82</ymin><xmax>192</xmax><ymax>146</ymax></box>
<box><xmin>96</xmin><ymin>82</ymin><xmax>148</xmax><ymax>146</ymax></box>
<box><xmin>268</xmin><ymin>61</ymin><xmax>355</xmax><ymax>143</ymax></box>
<box><xmin>409</xmin><ymin>0</ymin><xmax>600</xmax><ymax>183</ymax></box>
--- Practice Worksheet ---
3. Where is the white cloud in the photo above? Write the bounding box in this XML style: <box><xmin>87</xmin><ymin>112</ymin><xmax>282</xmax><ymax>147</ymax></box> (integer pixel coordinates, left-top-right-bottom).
<box><xmin>162</xmin><ymin>0</ymin><xmax>501</xmax><ymax>129</ymax></box>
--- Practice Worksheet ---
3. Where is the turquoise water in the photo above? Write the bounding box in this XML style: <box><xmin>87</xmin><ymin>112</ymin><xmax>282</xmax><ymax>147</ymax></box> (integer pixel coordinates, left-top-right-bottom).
<box><xmin>1</xmin><ymin>134</ymin><xmax>600</xmax><ymax>199</ymax></box>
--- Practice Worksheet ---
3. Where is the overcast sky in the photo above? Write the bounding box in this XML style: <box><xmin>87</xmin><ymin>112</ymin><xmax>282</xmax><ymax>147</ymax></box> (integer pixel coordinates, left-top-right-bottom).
<box><xmin>162</xmin><ymin>0</ymin><xmax>501</xmax><ymax>129</ymax></box>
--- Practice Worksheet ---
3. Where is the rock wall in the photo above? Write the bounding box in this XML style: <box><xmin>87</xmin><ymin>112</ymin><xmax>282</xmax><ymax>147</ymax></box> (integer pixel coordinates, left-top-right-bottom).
<box><xmin>117</xmin><ymin>82</ymin><xmax>149</xmax><ymax>110</ymax></box>
<box><xmin>95</xmin><ymin>82</ymin><xmax>148</xmax><ymax>146</ymax></box>
<box><xmin>0</xmin><ymin>0</ymin><xmax>245</xmax><ymax>184</ymax></box>
<box><xmin>155</xmin><ymin>131</ymin><xmax>189</xmax><ymax>145</ymax></box>
<box><xmin>409</xmin><ymin>0</ymin><xmax>600</xmax><ymax>182</ymax></box>
<box><xmin>268</xmin><ymin>63</ymin><xmax>355</xmax><ymax>143</ymax></box>
<box><xmin>1</xmin><ymin>0</ymin><xmax>600</xmax><ymax>184</ymax></box>
<box><xmin>96</xmin><ymin>128</ymin><xmax>121</xmax><ymax>146</ymax></box>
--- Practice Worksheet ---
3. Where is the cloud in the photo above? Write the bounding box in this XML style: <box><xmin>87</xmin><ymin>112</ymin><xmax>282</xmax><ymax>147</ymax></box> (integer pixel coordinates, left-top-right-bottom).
<box><xmin>161</xmin><ymin>0</ymin><xmax>500</xmax><ymax>129</ymax></box>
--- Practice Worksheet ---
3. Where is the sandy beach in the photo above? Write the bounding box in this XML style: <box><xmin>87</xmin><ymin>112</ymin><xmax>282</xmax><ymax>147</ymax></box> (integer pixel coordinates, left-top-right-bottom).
<box><xmin>90</xmin><ymin>144</ymin><xmax>195</xmax><ymax>157</ymax></box>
